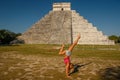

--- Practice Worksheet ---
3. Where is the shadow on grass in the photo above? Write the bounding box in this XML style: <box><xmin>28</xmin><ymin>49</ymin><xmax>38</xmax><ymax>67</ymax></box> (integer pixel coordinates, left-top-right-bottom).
<box><xmin>69</xmin><ymin>62</ymin><xmax>92</xmax><ymax>75</ymax></box>
<box><xmin>99</xmin><ymin>66</ymin><xmax>120</xmax><ymax>80</ymax></box>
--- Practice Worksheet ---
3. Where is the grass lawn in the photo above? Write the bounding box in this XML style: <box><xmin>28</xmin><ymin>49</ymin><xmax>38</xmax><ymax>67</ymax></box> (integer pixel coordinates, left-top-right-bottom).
<box><xmin>0</xmin><ymin>44</ymin><xmax>120</xmax><ymax>59</ymax></box>
<box><xmin>0</xmin><ymin>44</ymin><xmax>120</xmax><ymax>80</ymax></box>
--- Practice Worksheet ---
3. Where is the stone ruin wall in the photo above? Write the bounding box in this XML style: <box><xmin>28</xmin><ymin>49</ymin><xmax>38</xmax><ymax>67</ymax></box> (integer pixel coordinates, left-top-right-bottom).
<box><xmin>18</xmin><ymin>2</ymin><xmax>115</xmax><ymax>45</ymax></box>
<box><xmin>53</xmin><ymin>3</ymin><xmax>71</xmax><ymax>11</ymax></box>
<box><xmin>19</xmin><ymin>11</ymin><xmax>72</xmax><ymax>44</ymax></box>
<box><xmin>71</xmin><ymin>10</ymin><xmax>114</xmax><ymax>45</ymax></box>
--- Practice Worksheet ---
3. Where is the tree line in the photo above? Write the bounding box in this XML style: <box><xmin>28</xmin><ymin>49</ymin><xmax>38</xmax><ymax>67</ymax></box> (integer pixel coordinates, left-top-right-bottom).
<box><xmin>0</xmin><ymin>29</ymin><xmax>120</xmax><ymax>45</ymax></box>
<box><xmin>109</xmin><ymin>35</ymin><xmax>120</xmax><ymax>44</ymax></box>
<box><xmin>0</xmin><ymin>29</ymin><xmax>22</xmax><ymax>45</ymax></box>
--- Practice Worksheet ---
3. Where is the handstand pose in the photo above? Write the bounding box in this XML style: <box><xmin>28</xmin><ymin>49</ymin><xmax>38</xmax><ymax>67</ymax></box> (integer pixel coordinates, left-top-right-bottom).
<box><xmin>59</xmin><ymin>34</ymin><xmax>80</xmax><ymax>78</ymax></box>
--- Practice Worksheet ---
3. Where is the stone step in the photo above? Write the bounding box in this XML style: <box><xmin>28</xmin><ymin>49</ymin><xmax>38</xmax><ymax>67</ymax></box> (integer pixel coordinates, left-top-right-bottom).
<box><xmin>19</xmin><ymin>3</ymin><xmax>114</xmax><ymax>45</ymax></box>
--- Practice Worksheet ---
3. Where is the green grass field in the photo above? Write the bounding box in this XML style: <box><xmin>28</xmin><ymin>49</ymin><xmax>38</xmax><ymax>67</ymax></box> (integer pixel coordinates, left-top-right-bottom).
<box><xmin>0</xmin><ymin>44</ymin><xmax>120</xmax><ymax>80</ymax></box>
<box><xmin>0</xmin><ymin>44</ymin><xmax>120</xmax><ymax>59</ymax></box>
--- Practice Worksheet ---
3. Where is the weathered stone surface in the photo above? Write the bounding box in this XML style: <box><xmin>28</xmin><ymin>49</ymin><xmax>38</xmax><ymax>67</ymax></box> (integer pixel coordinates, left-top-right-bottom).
<box><xmin>19</xmin><ymin>2</ymin><xmax>114</xmax><ymax>45</ymax></box>
<box><xmin>71</xmin><ymin>10</ymin><xmax>114</xmax><ymax>45</ymax></box>
<box><xmin>19</xmin><ymin>11</ymin><xmax>72</xmax><ymax>44</ymax></box>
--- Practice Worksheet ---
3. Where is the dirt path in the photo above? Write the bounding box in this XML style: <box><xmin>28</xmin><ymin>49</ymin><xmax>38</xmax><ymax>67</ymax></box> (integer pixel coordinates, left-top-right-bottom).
<box><xmin>0</xmin><ymin>52</ymin><xmax>120</xmax><ymax>80</ymax></box>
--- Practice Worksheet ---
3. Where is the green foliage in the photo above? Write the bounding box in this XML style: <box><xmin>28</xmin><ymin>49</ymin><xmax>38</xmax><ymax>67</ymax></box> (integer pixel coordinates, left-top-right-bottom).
<box><xmin>109</xmin><ymin>35</ymin><xmax>120</xmax><ymax>43</ymax></box>
<box><xmin>0</xmin><ymin>29</ymin><xmax>21</xmax><ymax>44</ymax></box>
<box><xmin>118</xmin><ymin>36</ymin><xmax>120</xmax><ymax>43</ymax></box>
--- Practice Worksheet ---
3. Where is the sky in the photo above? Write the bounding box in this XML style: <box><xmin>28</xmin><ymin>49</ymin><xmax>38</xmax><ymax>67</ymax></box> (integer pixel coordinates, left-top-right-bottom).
<box><xmin>0</xmin><ymin>0</ymin><xmax>120</xmax><ymax>36</ymax></box>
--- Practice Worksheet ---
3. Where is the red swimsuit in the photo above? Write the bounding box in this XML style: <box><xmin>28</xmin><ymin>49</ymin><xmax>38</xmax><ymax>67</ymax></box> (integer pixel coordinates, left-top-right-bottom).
<box><xmin>64</xmin><ymin>56</ymin><xmax>70</xmax><ymax>65</ymax></box>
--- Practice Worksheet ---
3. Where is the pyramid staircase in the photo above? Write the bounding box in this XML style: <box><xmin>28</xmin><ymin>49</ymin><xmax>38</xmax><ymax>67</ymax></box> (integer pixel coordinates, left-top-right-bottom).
<box><xmin>19</xmin><ymin>11</ymin><xmax>72</xmax><ymax>44</ymax></box>
<box><xmin>19</xmin><ymin>3</ymin><xmax>114</xmax><ymax>45</ymax></box>
<box><xmin>71</xmin><ymin>10</ymin><xmax>114</xmax><ymax>45</ymax></box>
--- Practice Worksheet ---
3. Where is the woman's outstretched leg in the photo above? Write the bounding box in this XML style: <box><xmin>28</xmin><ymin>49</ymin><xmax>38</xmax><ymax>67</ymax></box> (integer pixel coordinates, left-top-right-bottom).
<box><xmin>68</xmin><ymin>34</ymin><xmax>80</xmax><ymax>52</ymax></box>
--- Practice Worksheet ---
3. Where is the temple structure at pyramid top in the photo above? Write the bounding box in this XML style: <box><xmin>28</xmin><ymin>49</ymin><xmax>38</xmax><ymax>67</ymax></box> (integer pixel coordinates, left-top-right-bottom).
<box><xmin>53</xmin><ymin>3</ymin><xmax>71</xmax><ymax>11</ymax></box>
<box><xmin>18</xmin><ymin>2</ymin><xmax>115</xmax><ymax>45</ymax></box>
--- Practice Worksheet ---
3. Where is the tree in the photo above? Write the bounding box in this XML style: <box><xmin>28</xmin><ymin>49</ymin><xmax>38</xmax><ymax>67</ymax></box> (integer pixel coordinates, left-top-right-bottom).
<box><xmin>109</xmin><ymin>35</ymin><xmax>119</xmax><ymax>44</ymax></box>
<box><xmin>118</xmin><ymin>36</ymin><xmax>120</xmax><ymax>43</ymax></box>
<box><xmin>0</xmin><ymin>29</ymin><xmax>20</xmax><ymax>44</ymax></box>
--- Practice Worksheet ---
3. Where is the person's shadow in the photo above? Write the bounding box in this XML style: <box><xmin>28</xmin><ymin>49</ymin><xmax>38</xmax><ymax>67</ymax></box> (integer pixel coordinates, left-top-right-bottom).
<box><xmin>69</xmin><ymin>62</ymin><xmax>92</xmax><ymax>75</ymax></box>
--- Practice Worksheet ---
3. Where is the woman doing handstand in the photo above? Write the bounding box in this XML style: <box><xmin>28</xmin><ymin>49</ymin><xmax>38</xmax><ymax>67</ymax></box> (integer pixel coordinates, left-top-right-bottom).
<box><xmin>59</xmin><ymin>34</ymin><xmax>80</xmax><ymax>78</ymax></box>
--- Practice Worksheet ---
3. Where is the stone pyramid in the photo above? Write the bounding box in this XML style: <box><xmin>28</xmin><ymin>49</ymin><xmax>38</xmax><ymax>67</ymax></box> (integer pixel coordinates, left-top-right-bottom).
<box><xmin>19</xmin><ymin>2</ymin><xmax>114</xmax><ymax>45</ymax></box>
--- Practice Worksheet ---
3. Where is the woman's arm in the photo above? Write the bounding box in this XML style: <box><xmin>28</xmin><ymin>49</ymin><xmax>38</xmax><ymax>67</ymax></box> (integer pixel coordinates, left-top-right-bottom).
<box><xmin>59</xmin><ymin>44</ymin><xmax>65</xmax><ymax>55</ymax></box>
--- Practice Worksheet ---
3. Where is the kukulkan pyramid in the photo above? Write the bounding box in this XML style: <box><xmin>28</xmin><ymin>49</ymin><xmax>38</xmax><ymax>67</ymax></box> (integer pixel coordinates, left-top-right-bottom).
<box><xmin>19</xmin><ymin>2</ymin><xmax>114</xmax><ymax>45</ymax></box>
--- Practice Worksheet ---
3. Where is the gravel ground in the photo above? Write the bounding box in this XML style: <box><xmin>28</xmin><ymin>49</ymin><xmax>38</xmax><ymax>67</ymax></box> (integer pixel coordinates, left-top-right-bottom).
<box><xmin>0</xmin><ymin>51</ymin><xmax>120</xmax><ymax>80</ymax></box>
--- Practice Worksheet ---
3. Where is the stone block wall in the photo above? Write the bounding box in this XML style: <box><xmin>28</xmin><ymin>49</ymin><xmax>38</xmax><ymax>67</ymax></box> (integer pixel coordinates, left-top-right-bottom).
<box><xmin>19</xmin><ymin>3</ymin><xmax>114</xmax><ymax>45</ymax></box>
<box><xmin>71</xmin><ymin>10</ymin><xmax>114</xmax><ymax>45</ymax></box>
<box><xmin>19</xmin><ymin>11</ymin><xmax>72</xmax><ymax>44</ymax></box>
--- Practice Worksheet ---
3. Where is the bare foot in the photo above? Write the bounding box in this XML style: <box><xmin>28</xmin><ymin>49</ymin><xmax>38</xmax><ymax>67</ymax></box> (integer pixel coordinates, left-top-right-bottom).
<box><xmin>66</xmin><ymin>75</ymin><xmax>72</xmax><ymax>79</ymax></box>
